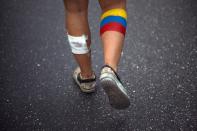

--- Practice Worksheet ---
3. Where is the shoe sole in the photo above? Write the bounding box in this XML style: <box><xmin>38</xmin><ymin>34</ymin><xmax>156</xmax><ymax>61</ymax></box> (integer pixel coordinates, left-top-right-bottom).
<box><xmin>79</xmin><ymin>84</ymin><xmax>96</xmax><ymax>93</ymax></box>
<box><xmin>100</xmin><ymin>78</ymin><xmax>130</xmax><ymax>109</ymax></box>
<box><xmin>80</xmin><ymin>87</ymin><xmax>95</xmax><ymax>93</ymax></box>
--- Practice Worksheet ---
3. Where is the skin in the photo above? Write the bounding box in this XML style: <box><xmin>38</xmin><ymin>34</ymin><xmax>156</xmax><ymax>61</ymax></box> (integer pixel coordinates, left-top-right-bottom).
<box><xmin>64</xmin><ymin>0</ymin><xmax>126</xmax><ymax>78</ymax></box>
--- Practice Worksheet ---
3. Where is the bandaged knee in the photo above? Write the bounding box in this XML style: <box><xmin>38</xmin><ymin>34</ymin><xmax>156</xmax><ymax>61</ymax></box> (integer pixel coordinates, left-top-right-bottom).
<box><xmin>100</xmin><ymin>8</ymin><xmax>127</xmax><ymax>36</ymax></box>
<box><xmin>67</xmin><ymin>33</ymin><xmax>89</xmax><ymax>54</ymax></box>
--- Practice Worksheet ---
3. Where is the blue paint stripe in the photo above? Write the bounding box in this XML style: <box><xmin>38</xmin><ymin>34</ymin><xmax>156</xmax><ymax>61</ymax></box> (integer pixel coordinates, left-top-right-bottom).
<box><xmin>100</xmin><ymin>16</ymin><xmax>127</xmax><ymax>28</ymax></box>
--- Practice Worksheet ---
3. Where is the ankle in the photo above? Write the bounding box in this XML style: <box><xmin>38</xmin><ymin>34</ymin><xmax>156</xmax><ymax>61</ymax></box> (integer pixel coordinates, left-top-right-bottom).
<box><xmin>104</xmin><ymin>63</ymin><xmax>117</xmax><ymax>72</ymax></box>
<box><xmin>80</xmin><ymin>71</ymin><xmax>95</xmax><ymax>79</ymax></box>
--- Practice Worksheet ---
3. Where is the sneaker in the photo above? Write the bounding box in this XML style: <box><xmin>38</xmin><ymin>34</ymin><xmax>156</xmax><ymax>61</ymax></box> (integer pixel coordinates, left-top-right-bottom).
<box><xmin>100</xmin><ymin>65</ymin><xmax>130</xmax><ymax>109</ymax></box>
<box><xmin>73</xmin><ymin>67</ymin><xmax>96</xmax><ymax>93</ymax></box>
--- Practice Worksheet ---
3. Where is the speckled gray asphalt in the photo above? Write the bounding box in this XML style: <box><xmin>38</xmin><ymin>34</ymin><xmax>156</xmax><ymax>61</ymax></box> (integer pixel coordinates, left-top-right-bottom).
<box><xmin>0</xmin><ymin>0</ymin><xmax>197</xmax><ymax>131</ymax></box>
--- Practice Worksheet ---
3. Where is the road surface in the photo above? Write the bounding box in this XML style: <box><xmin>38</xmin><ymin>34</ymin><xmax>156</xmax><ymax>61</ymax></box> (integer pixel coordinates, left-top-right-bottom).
<box><xmin>0</xmin><ymin>0</ymin><xmax>197</xmax><ymax>130</ymax></box>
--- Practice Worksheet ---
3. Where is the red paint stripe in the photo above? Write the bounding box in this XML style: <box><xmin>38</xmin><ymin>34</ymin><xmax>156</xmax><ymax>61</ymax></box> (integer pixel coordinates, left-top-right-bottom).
<box><xmin>100</xmin><ymin>22</ymin><xmax>126</xmax><ymax>36</ymax></box>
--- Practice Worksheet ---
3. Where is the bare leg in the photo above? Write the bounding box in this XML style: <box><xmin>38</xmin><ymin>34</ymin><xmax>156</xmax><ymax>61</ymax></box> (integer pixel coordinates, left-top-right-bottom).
<box><xmin>64</xmin><ymin>0</ymin><xmax>93</xmax><ymax>78</ymax></box>
<box><xmin>98</xmin><ymin>0</ymin><xmax>126</xmax><ymax>71</ymax></box>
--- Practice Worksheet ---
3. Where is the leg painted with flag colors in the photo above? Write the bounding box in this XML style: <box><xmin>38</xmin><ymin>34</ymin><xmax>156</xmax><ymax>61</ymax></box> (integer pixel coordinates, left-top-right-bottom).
<box><xmin>99</xmin><ymin>0</ymin><xmax>130</xmax><ymax>109</ymax></box>
<box><xmin>99</xmin><ymin>0</ymin><xmax>127</xmax><ymax>71</ymax></box>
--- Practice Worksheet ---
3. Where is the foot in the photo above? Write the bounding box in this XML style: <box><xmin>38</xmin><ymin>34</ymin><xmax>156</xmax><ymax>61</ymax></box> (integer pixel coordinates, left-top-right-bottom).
<box><xmin>73</xmin><ymin>67</ymin><xmax>96</xmax><ymax>93</ymax></box>
<box><xmin>100</xmin><ymin>65</ymin><xmax>130</xmax><ymax>109</ymax></box>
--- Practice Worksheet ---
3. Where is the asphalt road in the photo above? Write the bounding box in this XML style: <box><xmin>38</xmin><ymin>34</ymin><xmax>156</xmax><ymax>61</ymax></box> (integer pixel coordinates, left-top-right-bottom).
<box><xmin>0</xmin><ymin>0</ymin><xmax>197</xmax><ymax>130</ymax></box>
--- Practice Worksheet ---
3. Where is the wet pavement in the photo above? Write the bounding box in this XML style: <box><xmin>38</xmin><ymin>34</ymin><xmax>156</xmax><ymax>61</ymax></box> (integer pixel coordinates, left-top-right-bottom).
<box><xmin>0</xmin><ymin>0</ymin><xmax>197</xmax><ymax>130</ymax></box>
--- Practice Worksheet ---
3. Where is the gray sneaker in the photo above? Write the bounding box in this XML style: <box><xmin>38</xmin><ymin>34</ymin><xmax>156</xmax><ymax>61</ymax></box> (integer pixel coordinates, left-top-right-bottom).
<box><xmin>73</xmin><ymin>67</ymin><xmax>96</xmax><ymax>93</ymax></box>
<box><xmin>100</xmin><ymin>65</ymin><xmax>130</xmax><ymax>109</ymax></box>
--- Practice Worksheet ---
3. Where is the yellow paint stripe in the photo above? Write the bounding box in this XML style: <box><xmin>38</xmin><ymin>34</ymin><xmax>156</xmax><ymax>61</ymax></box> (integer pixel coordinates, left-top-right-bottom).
<box><xmin>101</xmin><ymin>8</ymin><xmax>127</xmax><ymax>21</ymax></box>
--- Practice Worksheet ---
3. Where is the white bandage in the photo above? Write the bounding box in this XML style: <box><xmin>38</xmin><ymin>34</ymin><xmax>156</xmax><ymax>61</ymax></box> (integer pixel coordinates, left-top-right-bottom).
<box><xmin>67</xmin><ymin>34</ymin><xmax>89</xmax><ymax>54</ymax></box>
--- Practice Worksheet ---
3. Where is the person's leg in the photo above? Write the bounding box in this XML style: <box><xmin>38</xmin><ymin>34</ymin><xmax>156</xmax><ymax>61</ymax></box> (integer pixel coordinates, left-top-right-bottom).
<box><xmin>63</xmin><ymin>0</ymin><xmax>93</xmax><ymax>78</ymax></box>
<box><xmin>98</xmin><ymin>0</ymin><xmax>130</xmax><ymax>109</ymax></box>
<box><xmin>98</xmin><ymin>0</ymin><xmax>126</xmax><ymax>71</ymax></box>
<box><xmin>64</xmin><ymin>0</ymin><xmax>96</xmax><ymax>93</ymax></box>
